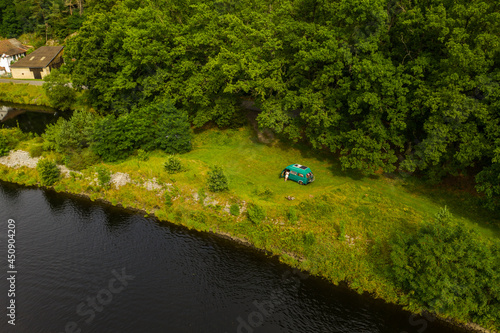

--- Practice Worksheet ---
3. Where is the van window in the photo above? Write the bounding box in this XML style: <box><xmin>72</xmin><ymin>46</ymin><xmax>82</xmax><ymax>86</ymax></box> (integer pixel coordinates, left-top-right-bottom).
<box><xmin>299</xmin><ymin>174</ymin><xmax>304</xmax><ymax>177</ymax></box>
<box><xmin>290</xmin><ymin>171</ymin><xmax>297</xmax><ymax>176</ymax></box>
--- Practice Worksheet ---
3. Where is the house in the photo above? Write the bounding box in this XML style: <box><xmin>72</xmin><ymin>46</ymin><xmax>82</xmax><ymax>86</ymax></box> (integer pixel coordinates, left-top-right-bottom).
<box><xmin>0</xmin><ymin>39</ymin><xmax>29</xmax><ymax>74</ymax></box>
<box><xmin>10</xmin><ymin>46</ymin><xmax>64</xmax><ymax>79</ymax></box>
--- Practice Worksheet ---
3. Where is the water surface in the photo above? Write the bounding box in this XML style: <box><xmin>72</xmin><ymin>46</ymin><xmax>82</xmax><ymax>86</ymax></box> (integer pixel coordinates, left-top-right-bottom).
<box><xmin>0</xmin><ymin>181</ymin><xmax>471</xmax><ymax>333</ymax></box>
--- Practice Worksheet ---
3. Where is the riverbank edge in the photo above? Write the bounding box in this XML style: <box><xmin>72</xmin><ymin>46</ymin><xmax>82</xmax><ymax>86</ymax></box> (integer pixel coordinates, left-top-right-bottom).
<box><xmin>0</xmin><ymin>159</ymin><xmax>494</xmax><ymax>333</ymax></box>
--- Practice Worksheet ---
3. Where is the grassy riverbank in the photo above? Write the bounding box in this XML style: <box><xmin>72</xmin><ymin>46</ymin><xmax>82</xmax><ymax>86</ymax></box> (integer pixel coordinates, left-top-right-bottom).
<box><xmin>0</xmin><ymin>83</ymin><xmax>50</xmax><ymax>106</ymax></box>
<box><xmin>1</xmin><ymin>125</ymin><xmax>499</xmax><ymax>331</ymax></box>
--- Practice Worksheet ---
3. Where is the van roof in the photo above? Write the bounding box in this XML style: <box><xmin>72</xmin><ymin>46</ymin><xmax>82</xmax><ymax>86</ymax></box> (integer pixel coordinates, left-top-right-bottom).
<box><xmin>286</xmin><ymin>164</ymin><xmax>312</xmax><ymax>173</ymax></box>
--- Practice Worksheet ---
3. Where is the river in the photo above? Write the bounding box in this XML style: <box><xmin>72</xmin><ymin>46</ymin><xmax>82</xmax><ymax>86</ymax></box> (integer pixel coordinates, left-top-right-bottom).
<box><xmin>0</xmin><ymin>181</ymin><xmax>472</xmax><ymax>333</ymax></box>
<box><xmin>0</xmin><ymin>102</ymin><xmax>65</xmax><ymax>134</ymax></box>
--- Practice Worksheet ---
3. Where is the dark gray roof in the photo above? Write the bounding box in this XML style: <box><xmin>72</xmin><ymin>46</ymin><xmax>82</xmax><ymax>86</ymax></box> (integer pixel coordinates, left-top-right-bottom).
<box><xmin>10</xmin><ymin>46</ymin><xmax>64</xmax><ymax>69</ymax></box>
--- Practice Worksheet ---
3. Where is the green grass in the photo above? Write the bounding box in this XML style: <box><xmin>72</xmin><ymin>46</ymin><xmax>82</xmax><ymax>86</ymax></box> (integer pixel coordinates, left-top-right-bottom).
<box><xmin>1</xmin><ymin>125</ymin><xmax>499</xmax><ymax>330</ymax></box>
<box><xmin>0</xmin><ymin>82</ymin><xmax>50</xmax><ymax>106</ymax></box>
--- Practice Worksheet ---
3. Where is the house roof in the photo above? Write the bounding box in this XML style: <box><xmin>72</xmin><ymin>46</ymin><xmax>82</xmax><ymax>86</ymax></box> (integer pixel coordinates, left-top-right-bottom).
<box><xmin>10</xmin><ymin>46</ymin><xmax>64</xmax><ymax>69</ymax></box>
<box><xmin>0</xmin><ymin>39</ymin><xmax>28</xmax><ymax>57</ymax></box>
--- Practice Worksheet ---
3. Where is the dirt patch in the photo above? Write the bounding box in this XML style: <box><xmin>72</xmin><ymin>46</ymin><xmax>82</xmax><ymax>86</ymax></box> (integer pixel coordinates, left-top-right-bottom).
<box><xmin>111</xmin><ymin>172</ymin><xmax>131</xmax><ymax>188</ymax></box>
<box><xmin>0</xmin><ymin>150</ymin><xmax>40</xmax><ymax>168</ymax></box>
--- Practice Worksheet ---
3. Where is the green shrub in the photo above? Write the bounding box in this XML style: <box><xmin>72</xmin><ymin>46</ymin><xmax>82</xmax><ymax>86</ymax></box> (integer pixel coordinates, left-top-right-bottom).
<box><xmin>0</xmin><ymin>128</ymin><xmax>25</xmax><ymax>156</ymax></box>
<box><xmin>42</xmin><ymin>69</ymin><xmax>76</xmax><ymax>111</ymax></box>
<box><xmin>164</xmin><ymin>156</ymin><xmax>183</xmax><ymax>173</ymax></box>
<box><xmin>247</xmin><ymin>204</ymin><xmax>265</xmax><ymax>224</ymax></box>
<box><xmin>43</xmin><ymin>110</ymin><xmax>98</xmax><ymax>153</ymax></box>
<box><xmin>96</xmin><ymin>166</ymin><xmax>111</xmax><ymax>189</ymax></box>
<box><xmin>230</xmin><ymin>203</ymin><xmax>240</xmax><ymax>216</ymax></box>
<box><xmin>92</xmin><ymin>101</ymin><xmax>192</xmax><ymax>162</ymax></box>
<box><xmin>136</xmin><ymin>149</ymin><xmax>149</xmax><ymax>161</ymax></box>
<box><xmin>475</xmin><ymin>163</ymin><xmax>500</xmax><ymax>210</ymax></box>
<box><xmin>65</xmin><ymin>148</ymin><xmax>100</xmax><ymax>171</ymax></box>
<box><xmin>0</xmin><ymin>134</ymin><xmax>10</xmax><ymax>156</ymax></box>
<box><xmin>36</xmin><ymin>159</ymin><xmax>60</xmax><ymax>186</ymax></box>
<box><xmin>207</xmin><ymin>165</ymin><xmax>229</xmax><ymax>192</ymax></box>
<box><xmin>28</xmin><ymin>144</ymin><xmax>44</xmax><ymax>158</ymax></box>
<box><xmin>391</xmin><ymin>208</ymin><xmax>500</xmax><ymax>325</ymax></box>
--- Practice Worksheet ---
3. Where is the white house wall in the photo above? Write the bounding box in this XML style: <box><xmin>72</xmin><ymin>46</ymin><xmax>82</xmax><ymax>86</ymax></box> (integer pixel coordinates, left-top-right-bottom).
<box><xmin>0</xmin><ymin>53</ymin><xmax>25</xmax><ymax>73</ymax></box>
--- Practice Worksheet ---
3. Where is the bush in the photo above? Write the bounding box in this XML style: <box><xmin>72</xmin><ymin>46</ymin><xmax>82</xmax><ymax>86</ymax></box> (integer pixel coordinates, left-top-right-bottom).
<box><xmin>476</xmin><ymin>163</ymin><xmax>500</xmax><ymax>210</ymax></box>
<box><xmin>164</xmin><ymin>156</ymin><xmax>183</xmax><ymax>173</ymax></box>
<box><xmin>42</xmin><ymin>69</ymin><xmax>76</xmax><ymax>111</ymax></box>
<box><xmin>391</xmin><ymin>208</ymin><xmax>500</xmax><ymax>325</ymax></box>
<box><xmin>0</xmin><ymin>128</ymin><xmax>25</xmax><ymax>156</ymax></box>
<box><xmin>92</xmin><ymin>101</ymin><xmax>192</xmax><ymax>162</ymax></box>
<box><xmin>207</xmin><ymin>165</ymin><xmax>229</xmax><ymax>192</ymax></box>
<box><xmin>36</xmin><ymin>159</ymin><xmax>60</xmax><ymax>186</ymax></box>
<box><xmin>247</xmin><ymin>204</ymin><xmax>265</xmax><ymax>224</ymax></box>
<box><xmin>28</xmin><ymin>144</ymin><xmax>44</xmax><ymax>158</ymax></box>
<box><xmin>230</xmin><ymin>203</ymin><xmax>240</xmax><ymax>216</ymax></box>
<box><xmin>43</xmin><ymin>110</ymin><xmax>98</xmax><ymax>153</ymax></box>
<box><xmin>96</xmin><ymin>166</ymin><xmax>111</xmax><ymax>189</ymax></box>
<box><xmin>64</xmin><ymin>148</ymin><xmax>100</xmax><ymax>171</ymax></box>
<box><xmin>152</xmin><ymin>102</ymin><xmax>192</xmax><ymax>154</ymax></box>
<box><xmin>136</xmin><ymin>149</ymin><xmax>149</xmax><ymax>162</ymax></box>
<box><xmin>0</xmin><ymin>134</ymin><xmax>10</xmax><ymax>156</ymax></box>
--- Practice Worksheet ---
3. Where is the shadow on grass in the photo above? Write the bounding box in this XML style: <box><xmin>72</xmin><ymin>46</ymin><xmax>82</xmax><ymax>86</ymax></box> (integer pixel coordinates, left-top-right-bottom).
<box><xmin>400</xmin><ymin>177</ymin><xmax>500</xmax><ymax>239</ymax></box>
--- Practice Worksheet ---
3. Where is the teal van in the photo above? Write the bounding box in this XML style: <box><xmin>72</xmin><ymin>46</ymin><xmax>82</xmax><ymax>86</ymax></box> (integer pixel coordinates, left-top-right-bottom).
<box><xmin>280</xmin><ymin>164</ymin><xmax>315</xmax><ymax>185</ymax></box>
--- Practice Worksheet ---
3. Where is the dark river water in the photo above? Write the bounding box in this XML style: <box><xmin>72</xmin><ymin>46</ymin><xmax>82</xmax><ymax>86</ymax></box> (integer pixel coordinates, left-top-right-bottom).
<box><xmin>0</xmin><ymin>102</ymin><xmax>66</xmax><ymax>134</ymax></box>
<box><xmin>0</xmin><ymin>181</ymin><xmax>472</xmax><ymax>333</ymax></box>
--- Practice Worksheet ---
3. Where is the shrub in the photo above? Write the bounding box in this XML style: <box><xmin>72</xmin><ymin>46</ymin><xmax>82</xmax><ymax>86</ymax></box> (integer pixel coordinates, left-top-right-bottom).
<box><xmin>230</xmin><ymin>203</ymin><xmax>240</xmax><ymax>216</ymax></box>
<box><xmin>476</xmin><ymin>163</ymin><xmax>500</xmax><ymax>210</ymax></box>
<box><xmin>164</xmin><ymin>156</ymin><xmax>183</xmax><ymax>173</ymax></box>
<box><xmin>207</xmin><ymin>165</ymin><xmax>229</xmax><ymax>192</ymax></box>
<box><xmin>28</xmin><ymin>144</ymin><xmax>44</xmax><ymax>158</ymax></box>
<box><xmin>247</xmin><ymin>204</ymin><xmax>265</xmax><ymax>224</ymax></box>
<box><xmin>0</xmin><ymin>134</ymin><xmax>10</xmax><ymax>156</ymax></box>
<box><xmin>42</xmin><ymin>69</ymin><xmax>76</xmax><ymax>111</ymax></box>
<box><xmin>96</xmin><ymin>166</ymin><xmax>111</xmax><ymax>189</ymax></box>
<box><xmin>92</xmin><ymin>115</ymin><xmax>134</xmax><ymax>162</ymax></box>
<box><xmin>43</xmin><ymin>110</ymin><xmax>98</xmax><ymax>153</ymax></box>
<box><xmin>92</xmin><ymin>101</ymin><xmax>192</xmax><ymax>162</ymax></box>
<box><xmin>36</xmin><ymin>159</ymin><xmax>60</xmax><ymax>186</ymax></box>
<box><xmin>0</xmin><ymin>128</ymin><xmax>25</xmax><ymax>156</ymax></box>
<box><xmin>64</xmin><ymin>148</ymin><xmax>100</xmax><ymax>171</ymax></box>
<box><xmin>391</xmin><ymin>208</ymin><xmax>500</xmax><ymax>325</ymax></box>
<box><xmin>136</xmin><ymin>149</ymin><xmax>149</xmax><ymax>162</ymax></box>
<box><xmin>152</xmin><ymin>102</ymin><xmax>192</xmax><ymax>154</ymax></box>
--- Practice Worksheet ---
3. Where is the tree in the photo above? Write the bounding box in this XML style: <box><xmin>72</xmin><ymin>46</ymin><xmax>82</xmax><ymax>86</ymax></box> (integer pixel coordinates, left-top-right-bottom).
<box><xmin>391</xmin><ymin>207</ymin><xmax>500</xmax><ymax>326</ymax></box>
<box><xmin>207</xmin><ymin>165</ymin><xmax>229</xmax><ymax>192</ymax></box>
<box><xmin>43</xmin><ymin>68</ymin><xmax>76</xmax><ymax>111</ymax></box>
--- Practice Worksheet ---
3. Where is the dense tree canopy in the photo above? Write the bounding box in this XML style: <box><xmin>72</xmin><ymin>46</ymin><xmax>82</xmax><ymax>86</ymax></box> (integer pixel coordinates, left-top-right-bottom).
<box><xmin>0</xmin><ymin>0</ymin><xmax>85</xmax><ymax>40</ymax></box>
